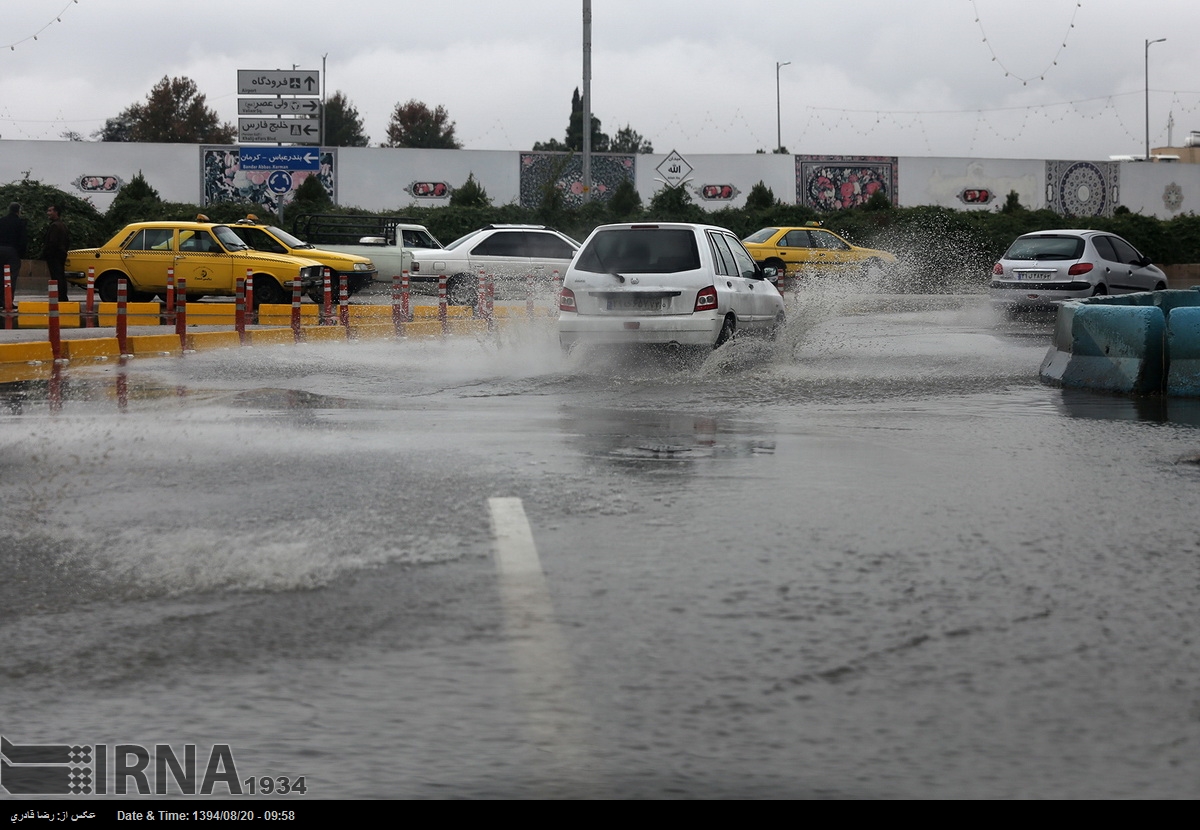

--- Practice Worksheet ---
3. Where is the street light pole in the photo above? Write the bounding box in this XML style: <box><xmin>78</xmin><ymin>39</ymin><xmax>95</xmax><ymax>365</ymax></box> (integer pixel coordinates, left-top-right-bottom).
<box><xmin>1145</xmin><ymin>38</ymin><xmax>1166</xmax><ymax>160</ymax></box>
<box><xmin>776</xmin><ymin>61</ymin><xmax>791</xmax><ymax>153</ymax></box>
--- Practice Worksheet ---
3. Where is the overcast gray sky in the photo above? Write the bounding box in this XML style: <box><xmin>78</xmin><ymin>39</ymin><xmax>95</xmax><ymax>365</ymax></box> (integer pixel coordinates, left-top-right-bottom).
<box><xmin>2</xmin><ymin>0</ymin><xmax>1197</xmax><ymax>159</ymax></box>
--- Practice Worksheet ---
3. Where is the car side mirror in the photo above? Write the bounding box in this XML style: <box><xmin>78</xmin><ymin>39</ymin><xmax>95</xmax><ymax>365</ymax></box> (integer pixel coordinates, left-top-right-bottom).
<box><xmin>760</xmin><ymin>265</ymin><xmax>780</xmax><ymax>281</ymax></box>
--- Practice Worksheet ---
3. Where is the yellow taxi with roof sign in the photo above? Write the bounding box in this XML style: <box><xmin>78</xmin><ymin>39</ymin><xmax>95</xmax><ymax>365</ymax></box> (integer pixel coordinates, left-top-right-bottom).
<box><xmin>741</xmin><ymin>223</ymin><xmax>896</xmax><ymax>277</ymax></box>
<box><xmin>65</xmin><ymin>219</ymin><xmax>326</xmax><ymax>305</ymax></box>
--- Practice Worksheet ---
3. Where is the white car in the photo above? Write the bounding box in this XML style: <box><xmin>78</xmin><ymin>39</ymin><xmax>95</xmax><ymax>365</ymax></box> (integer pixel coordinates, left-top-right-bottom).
<box><xmin>558</xmin><ymin>222</ymin><xmax>785</xmax><ymax>351</ymax></box>
<box><xmin>990</xmin><ymin>229</ymin><xmax>1168</xmax><ymax>310</ymax></box>
<box><xmin>409</xmin><ymin>224</ymin><xmax>579</xmax><ymax>304</ymax></box>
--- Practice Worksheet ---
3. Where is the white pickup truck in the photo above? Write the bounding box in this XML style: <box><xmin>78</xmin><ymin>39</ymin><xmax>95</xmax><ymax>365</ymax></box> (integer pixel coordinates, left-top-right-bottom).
<box><xmin>289</xmin><ymin>214</ymin><xmax>444</xmax><ymax>287</ymax></box>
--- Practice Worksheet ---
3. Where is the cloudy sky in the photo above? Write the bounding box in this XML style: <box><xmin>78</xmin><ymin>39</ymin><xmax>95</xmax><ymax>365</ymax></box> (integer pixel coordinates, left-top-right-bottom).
<box><xmin>2</xmin><ymin>0</ymin><xmax>1197</xmax><ymax>160</ymax></box>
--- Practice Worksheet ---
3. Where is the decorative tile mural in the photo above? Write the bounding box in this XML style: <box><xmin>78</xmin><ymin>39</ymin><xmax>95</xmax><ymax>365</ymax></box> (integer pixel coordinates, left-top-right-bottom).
<box><xmin>519</xmin><ymin>152</ymin><xmax>636</xmax><ymax>209</ymax></box>
<box><xmin>797</xmin><ymin>155</ymin><xmax>898</xmax><ymax>211</ymax></box>
<box><xmin>1045</xmin><ymin>160</ymin><xmax>1118</xmax><ymax>218</ymax></box>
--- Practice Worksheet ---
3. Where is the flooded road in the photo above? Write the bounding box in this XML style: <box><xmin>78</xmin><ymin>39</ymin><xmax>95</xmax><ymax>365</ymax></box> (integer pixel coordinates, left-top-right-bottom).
<box><xmin>2</xmin><ymin>292</ymin><xmax>1200</xmax><ymax>798</ymax></box>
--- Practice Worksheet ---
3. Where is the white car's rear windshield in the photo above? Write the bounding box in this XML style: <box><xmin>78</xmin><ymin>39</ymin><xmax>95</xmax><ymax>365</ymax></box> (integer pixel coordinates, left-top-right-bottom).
<box><xmin>576</xmin><ymin>228</ymin><xmax>701</xmax><ymax>274</ymax></box>
<box><xmin>1005</xmin><ymin>236</ymin><xmax>1085</xmax><ymax>261</ymax></box>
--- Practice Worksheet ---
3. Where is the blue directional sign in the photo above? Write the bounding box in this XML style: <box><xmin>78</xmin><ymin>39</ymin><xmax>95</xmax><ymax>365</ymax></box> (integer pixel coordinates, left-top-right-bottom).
<box><xmin>238</xmin><ymin>147</ymin><xmax>321</xmax><ymax>171</ymax></box>
<box><xmin>267</xmin><ymin>171</ymin><xmax>294</xmax><ymax>194</ymax></box>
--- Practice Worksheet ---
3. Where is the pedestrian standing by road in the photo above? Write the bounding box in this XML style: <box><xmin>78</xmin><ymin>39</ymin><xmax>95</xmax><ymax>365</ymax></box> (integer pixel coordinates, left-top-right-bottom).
<box><xmin>42</xmin><ymin>203</ymin><xmax>70</xmax><ymax>301</ymax></box>
<box><xmin>0</xmin><ymin>201</ymin><xmax>27</xmax><ymax>281</ymax></box>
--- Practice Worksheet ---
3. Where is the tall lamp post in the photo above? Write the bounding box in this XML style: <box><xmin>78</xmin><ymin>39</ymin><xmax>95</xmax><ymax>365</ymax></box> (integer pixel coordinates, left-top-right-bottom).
<box><xmin>1145</xmin><ymin>38</ymin><xmax>1166</xmax><ymax>160</ymax></box>
<box><xmin>776</xmin><ymin>61</ymin><xmax>791</xmax><ymax>153</ymax></box>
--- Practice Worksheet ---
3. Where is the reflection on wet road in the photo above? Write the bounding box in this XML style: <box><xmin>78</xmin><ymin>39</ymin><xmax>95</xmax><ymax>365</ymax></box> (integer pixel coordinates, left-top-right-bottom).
<box><xmin>2</xmin><ymin>294</ymin><xmax>1199</xmax><ymax>798</ymax></box>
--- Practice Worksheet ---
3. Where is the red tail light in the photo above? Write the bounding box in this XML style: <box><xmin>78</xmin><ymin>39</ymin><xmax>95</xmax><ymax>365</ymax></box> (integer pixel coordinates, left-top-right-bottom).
<box><xmin>992</xmin><ymin>263</ymin><xmax>1003</xmax><ymax>275</ymax></box>
<box><xmin>558</xmin><ymin>286</ymin><xmax>577</xmax><ymax>313</ymax></box>
<box><xmin>1067</xmin><ymin>262</ymin><xmax>1094</xmax><ymax>276</ymax></box>
<box><xmin>694</xmin><ymin>285</ymin><xmax>718</xmax><ymax>312</ymax></box>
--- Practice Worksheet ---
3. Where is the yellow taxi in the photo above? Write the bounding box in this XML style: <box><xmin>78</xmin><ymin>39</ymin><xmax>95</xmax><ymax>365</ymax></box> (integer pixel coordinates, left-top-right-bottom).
<box><xmin>741</xmin><ymin>223</ymin><xmax>897</xmax><ymax>277</ymax></box>
<box><xmin>66</xmin><ymin>220</ymin><xmax>326</xmax><ymax>304</ymax></box>
<box><xmin>225</xmin><ymin>216</ymin><xmax>378</xmax><ymax>298</ymax></box>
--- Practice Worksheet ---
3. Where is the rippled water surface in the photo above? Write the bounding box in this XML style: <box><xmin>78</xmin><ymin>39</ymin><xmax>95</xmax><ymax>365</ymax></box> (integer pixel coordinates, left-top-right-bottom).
<box><xmin>3</xmin><ymin>292</ymin><xmax>1199</xmax><ymax>798</ymax></box>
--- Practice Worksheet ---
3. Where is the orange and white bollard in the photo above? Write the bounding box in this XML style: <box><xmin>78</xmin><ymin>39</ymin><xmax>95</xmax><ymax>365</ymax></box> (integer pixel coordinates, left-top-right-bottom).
<box><xmin>165</xmin><ymin>268</ymin><xmax>176</xmax><ymax>325</ymax></box>
<box><xmin>47</xmin><ymin>279</ymin><xmax>62</xmax><ymax>362</ymax></box>
<box><xmin>2</xmin><ymin>264</ymin><xmax>11</xmax><ymax>330</ymax></box>
<box><xmin>85</xmin><ymin>267</ymin><xmax>96</xmax><ymax>328</ymax></box>
<box><xmin>116</xmin><ymin>278</ymin><xmax>129</xmax><ymax>356</ymax></box>
<box><xmin>235</xmin><ymin>276</ymin><xmax>247</xmax><ymax>343</ymax></box>
<box><xmin>175</xmin><ymin>276</ymin><xmax>188</xmax><ymax>347</ymax></box>
<box><xmin>245</xmin><ymin>272</ymin><xmax>255</xmax><ymax>325</ymax></box>
<box><xmin>291</xmin><ymin>277</ymin><xmax>303</xmax><ymax>341</ymax></box>
<box><xmin>401</xmin><ymin>271</ymin><xmax>411</xmax><ymax>322</ymax></box>
<box><xmin>322</xmin><ymin>268</ymin><xmax>332</xmax><ymax>324</ymax></box>
<box><xmin>391</xmin><ymin>272</ymin><xmax>404</xmax><ymax>336</ymax></box>
<box><xmin>438</xmin><ymin>275</ymin><xmax>448</xmax><ymax>336</ymax></box>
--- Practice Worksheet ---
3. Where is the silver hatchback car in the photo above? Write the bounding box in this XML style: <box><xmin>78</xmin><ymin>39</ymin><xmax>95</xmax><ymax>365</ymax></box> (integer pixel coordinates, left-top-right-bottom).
<box><xmin>989</xmin><ymin>229</ymin><xmax>1168</xmax><ymax>310</ymax></box>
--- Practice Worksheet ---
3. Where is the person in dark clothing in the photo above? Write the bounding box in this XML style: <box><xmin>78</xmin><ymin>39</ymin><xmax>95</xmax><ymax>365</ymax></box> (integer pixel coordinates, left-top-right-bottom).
<box><xmin>0</xmin><ymin>201</ymin><xmax>27</xmax><ymax>283</ymax></box>
<box><xmin>42</xmin><ymin>203</ymin><xmax>70</xmax><ymax>301</ymax></box>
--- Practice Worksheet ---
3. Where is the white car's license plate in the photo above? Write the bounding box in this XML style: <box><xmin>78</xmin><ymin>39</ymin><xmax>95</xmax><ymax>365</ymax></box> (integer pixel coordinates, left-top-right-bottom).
<box><xmin>1015</xmin><ymin>272</ymin><xmax>1049</xmax><ymax>281</ymax></box>
<box><xmin>607</xmin><ymin>296</ymin><xmax>665</xmax><ymax>312</ymax></box>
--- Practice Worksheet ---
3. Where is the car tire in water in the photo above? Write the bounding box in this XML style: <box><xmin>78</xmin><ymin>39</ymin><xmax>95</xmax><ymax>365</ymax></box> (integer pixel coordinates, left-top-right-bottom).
<box><xmin>95</xmin><ymin>272</ymin><xmax>122</xmax><ymax>303</ymax></box>
<box><xmin>446</xmin><ymin>274</ymin><xmax>478</xmax><ymax>307</ymax></box>
<box><xmin>769</xmin><ymin>312</ymin><xmax>786</xmax><ymax>341</ymax></box>
<box><xmin>714</xmin><ymin>314</ymin><xmax>736</xmax><ymax>348</ymax></box>
<box><xmin>1092</xmin><ymin>283</ymin><xmax>1108</xmax><ymax>296</ymax></box>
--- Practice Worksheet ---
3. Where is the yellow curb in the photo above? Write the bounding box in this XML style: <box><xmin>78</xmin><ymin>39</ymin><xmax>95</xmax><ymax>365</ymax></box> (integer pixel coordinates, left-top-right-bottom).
<box><xmin>0</xmin><ymin>341</ymin><xmax>55</xmax><ymax>364</ymax></box>
<box><xmin>0</xmin><ymin>362</ymin><xmax>52</xmax><ymax>383</ymax></box>
<box><xmin>400</xmin><ymin>320</ymin><xmax>445</xmax><ymax>339</ymax></box>
<box><xmin>299</xmin><ymin>325</ymin><xmax>347</xmax><ymax>342</ymax></box>
<box><xmin>187</xmin><ymin>331</ymin><xmax>243</xmax><ymax>351</ymax></box>
<box><xmin>127</xmin><ymin>334</ymin><xmax>183</xmax><ymax>356</ymax></box>
<box><xmin>247</xmin><ymin>328</ymin><xmax>299</xmax><ymax>346</ymax></box>
<box><xmin>97</xmin><ymin>302</ymin><xmax>162</xmax><ymax>327</ymax></box>
<box><xmin>16</xmin><ymin>302</ymin><xmax>83</xmax><ymax>329</ymax></box>
<box><xmin>62</xmin><ymin>338</ymin><xmax>120</xmax><ymax>361</ymax></box>
<box><xmin>348</xmin><ymin>323</ymin><xmax>397</xmax><ymax>340</ymax></box>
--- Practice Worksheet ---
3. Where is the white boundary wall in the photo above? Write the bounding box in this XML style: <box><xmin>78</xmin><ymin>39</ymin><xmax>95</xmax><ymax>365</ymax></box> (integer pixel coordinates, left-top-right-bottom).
<box><xmin>3</xmin><ymin>139</ymin><xmax>1199</xmax><ymax>220</ymax></box>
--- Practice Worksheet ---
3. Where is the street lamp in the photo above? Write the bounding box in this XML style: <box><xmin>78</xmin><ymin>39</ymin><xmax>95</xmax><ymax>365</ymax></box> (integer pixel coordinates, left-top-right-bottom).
<box><xmin>776</xmin><ymin>61</ymin><xmax>791</xmax><ymax>153</ymax></box>
<box><xmin>1146</xmin><ymin>38</ymin><xmax>1166</xmax><ymax>160</ymax></box>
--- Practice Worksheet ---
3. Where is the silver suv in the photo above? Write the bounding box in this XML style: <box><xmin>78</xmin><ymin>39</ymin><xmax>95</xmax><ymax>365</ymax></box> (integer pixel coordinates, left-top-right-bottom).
<box><xmin>409</xmin><ymin>224</ymin><xmax>579</xmax><ymax>304</ymax></box>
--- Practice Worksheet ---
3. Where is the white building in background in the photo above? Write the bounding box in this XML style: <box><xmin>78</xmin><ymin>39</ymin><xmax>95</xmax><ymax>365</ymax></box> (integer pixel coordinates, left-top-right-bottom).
<box><xmin>2</xmin><ymin>139</ymin><xmax>1198</xmax><ymax>221</ymax></box>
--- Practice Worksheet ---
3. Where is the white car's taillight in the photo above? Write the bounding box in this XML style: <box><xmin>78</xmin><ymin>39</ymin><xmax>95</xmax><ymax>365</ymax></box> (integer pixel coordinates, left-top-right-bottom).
<box><xmin>559</xmin><ymin>286</ymin><xmax>577</xmax><ymax>312</ymax></box>
<box><xmin>693</xmin><ymin>285</ymin><xmax>718</xmax><ymax>312</ymax></box>
<box><xmin>1068</xmin><ymin>262</ymin><xmax>1094</xmax><ymax>276</ymax></box>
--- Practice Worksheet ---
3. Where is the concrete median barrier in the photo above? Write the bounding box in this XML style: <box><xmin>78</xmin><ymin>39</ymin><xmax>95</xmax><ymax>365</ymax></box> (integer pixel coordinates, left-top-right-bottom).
<box><xmin>1040</xmin><ymin>288</ymin><xmax>1200</xmax><ymax>396</ymax></box>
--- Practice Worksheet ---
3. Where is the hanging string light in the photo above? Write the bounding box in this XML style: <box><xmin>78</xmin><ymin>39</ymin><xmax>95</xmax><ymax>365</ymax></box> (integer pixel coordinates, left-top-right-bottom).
<box><xmin>971</xmin><ymin>0</ymin><xmax>1083</xmax><ymax>84</ymax></box>
<box><xmin>4</xmin><ymin>1</ymin><xmax>81</xmax><ymax>52</ymax></box>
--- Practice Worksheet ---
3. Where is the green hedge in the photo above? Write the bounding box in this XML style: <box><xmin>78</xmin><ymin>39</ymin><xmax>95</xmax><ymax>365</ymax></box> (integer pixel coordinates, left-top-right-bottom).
<box><xmin>8</xmin><ymin>174</ymin><xmax>1200</xmax><ymax>282</ymax></box>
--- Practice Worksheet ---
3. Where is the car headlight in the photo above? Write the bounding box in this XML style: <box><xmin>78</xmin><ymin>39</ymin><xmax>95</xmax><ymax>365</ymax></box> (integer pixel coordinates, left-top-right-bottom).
<box><xmin>353</xmin><ymin>262</ymin><xmax>371</xmax><ymax>271</ymax></box>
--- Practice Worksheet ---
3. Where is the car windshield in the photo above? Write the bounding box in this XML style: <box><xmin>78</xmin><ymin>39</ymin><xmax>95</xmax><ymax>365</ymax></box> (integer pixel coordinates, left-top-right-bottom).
<box><xmin>267</xmin><ymin>226</ymin><xmax>311</xmax><ymax>249</ymax></box>
<box><xmin>444</xmin><ymin>230</ymin><xmax>484</xmax><ymax>251</ymax></box>
<box><xmin>576</xmin><ymin>228</ymin><xmax>701</xmax><ymax>274</ymax></box>
<box><xmin>1005</xmin><ymin>236</ymin><xmax>1085</xmax><ymax>261</ymax></box>
<box><xmin>743</xmin><ymin>228</ymin><xmax>779</xmax><ymax>244</ymax></box>
<box><xmin>213</xmin><ymin>226</ymin><xmax>250</xmax><ymax>251</ymax></box>
<box><xmin>402</xmin><ymin>229</ymin><xmax>443</xmax><ymax>249</ymax></box>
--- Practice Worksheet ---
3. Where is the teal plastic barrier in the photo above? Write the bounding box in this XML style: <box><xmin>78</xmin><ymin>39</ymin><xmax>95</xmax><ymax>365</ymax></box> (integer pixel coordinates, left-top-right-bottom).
<box><xmin>1039</xmin><ymin>288</ymin><xmax>1200</xmax><ymax>397</ymax></box>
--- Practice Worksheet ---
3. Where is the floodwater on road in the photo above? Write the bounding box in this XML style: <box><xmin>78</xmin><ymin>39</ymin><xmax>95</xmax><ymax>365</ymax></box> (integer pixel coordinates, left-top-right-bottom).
<box><xmin>2</xmin><ymin>288</ymin><xmax>1200</xmax><ymax>799</ymax></box>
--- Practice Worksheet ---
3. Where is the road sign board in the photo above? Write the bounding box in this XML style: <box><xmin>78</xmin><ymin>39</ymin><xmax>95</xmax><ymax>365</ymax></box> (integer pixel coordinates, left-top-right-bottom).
<box><xmin>238</xmin><ymin>97</ymin><xmax>322</xmax><ymax>116</ymax></box>
<box><xmin>238</xmin><ymin>147</ymin><xmax>321</xmax><ymax>171</ymax></box>
<box><xmin>656</xmin><ymin>150</ymin><xmax>693</xmax><ymax>187</ymax></box>
<box><xmin>237</xmin><ymin>69</ymin><xmax>320</xmax><ymax>96</ymax></box>
<box><xmin>238</xmin><ymin>117</ymin><xmax>320</xmax><ymax>145</ymax></box>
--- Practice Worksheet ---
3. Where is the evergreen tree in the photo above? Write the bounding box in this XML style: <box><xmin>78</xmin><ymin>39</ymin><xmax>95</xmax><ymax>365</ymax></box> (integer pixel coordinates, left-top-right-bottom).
<box><xmin>323</xmin><ymin>91</ymin><xmax>370</xmax><ymax>147</ymax></box>
<box><xmin>383</xmin><ymin>100</ymin><xmax>462</xmax><ymax>149</ymax></box>
<box><xmin>96</xmin><ymin>77</ymin><xmax>235</xmax><ymax>143</ymax></box>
